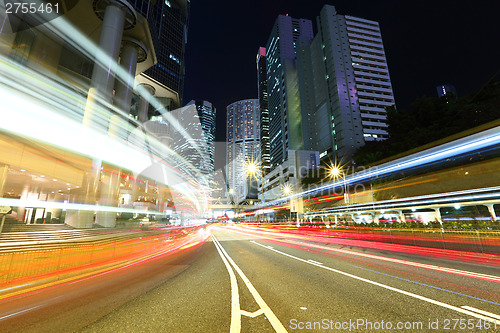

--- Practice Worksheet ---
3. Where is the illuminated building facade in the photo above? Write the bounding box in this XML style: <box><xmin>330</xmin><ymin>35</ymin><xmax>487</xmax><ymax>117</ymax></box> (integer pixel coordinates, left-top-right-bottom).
<box><xmin>302</xmin><ymin>5</ymin><xmax>395</xmax><ymax>161</ymax></box>
<box><xmin>0</xmin><ymin>0</ymin><xmax>201</xmax><ymax>228</ymax></box>
<box><xmin>265</xmin><ymin>15</ymin><xmax>314</xmax><ymax>171</ymax></box>
<box><xmin>226</xmin><ymin>99</ymin><xmax>260</xmax><ymax>203</ymax></box>
<box><xmin>257</xmin><ymin>47</ymin><xmax>270</xmax><ymax>176</ymax></box>
<box><xmin>123</xmin><ymin>0</ymin><xmax>189</xmax><ymax>123</ymax></box>
<box><xmin>187</xmin><ymin>100</ymin><xmax>216</xmax><ymax>188</ymax></box>
<box><xmin>168</xmin><ymin>101</ymin><xmax>215</xmax><ymax>195</ymax></box>
<box><xmin>131</xmin><ymin>0</ymin><xmax>189</xmax><ymax>106</ymax></box>
<box><xmin>436</xmin><ymin>84</ymin><xmax>457</xmax><ymax>99</ymax></box>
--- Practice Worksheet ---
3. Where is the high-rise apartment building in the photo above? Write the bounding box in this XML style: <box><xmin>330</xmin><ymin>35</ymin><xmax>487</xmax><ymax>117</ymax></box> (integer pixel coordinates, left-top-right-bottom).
<box><xmin>226</xmin><ymin>99</ymin><xmax>260</xmax><ymax>202</ymax></box>
<box><xmin>265</xmin><ymin>15</ymin><xmax>314</xmax><ymax>170</ymax></box>
<box><xmin>256</xmin><ymin>47</ymin><xmax>270</xmax><ymax>176</ymax></box>
<box><xmin>302</xmin><ymin>5</ymin><xmax>395</xmax><ymax>161</ymax></box>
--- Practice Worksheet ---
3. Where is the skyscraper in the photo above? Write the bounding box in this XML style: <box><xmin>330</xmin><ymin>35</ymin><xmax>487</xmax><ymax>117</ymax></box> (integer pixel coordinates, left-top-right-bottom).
<box><xmin>257</xmin><ymin>47</ymin><xmax>270</xmax><ymax>176</ymax></box>
<box><xmin>189</xmin><ymin>100</ymin><xmax>216</xmax><ymax>182</ymax></box>
<box><xmin>226</xmin><ymin>99</ymin><xmax>260</xmax><ymax>203</ymax></box>
<box><xmin>302</xmin><ymin>5</ymin><xmax>395</xmax><ymax>161</ymax></box>
<box><xmin>166</xmin><ymin>101</ymin><xmax>215</xmax><ymax>199</ymax></box>
<box><xmin>171</xmin><ymin>100</ymin><xmax>216</xmax><ymax>191</ymax></box>
<box><xmin>265</xmin><ymin>15</ymin><xmax>314</xmax><ymax>170</ymax></box>
<box><xmin>132</xmin><ymin>0</ymin><xmax>189</xmax><ymax>106</ymax></box>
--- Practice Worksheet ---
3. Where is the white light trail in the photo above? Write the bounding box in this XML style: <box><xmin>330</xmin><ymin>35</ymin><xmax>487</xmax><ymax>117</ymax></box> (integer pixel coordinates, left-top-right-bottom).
<box><xmin>0</xmin><ymin>197</ymin><xmax>164</xmax><ymax>215</ymax></box>
<box><xmin>265</xmin><ymin>126</ymin><xmax>500</xmax><ymax>207</ymax></box>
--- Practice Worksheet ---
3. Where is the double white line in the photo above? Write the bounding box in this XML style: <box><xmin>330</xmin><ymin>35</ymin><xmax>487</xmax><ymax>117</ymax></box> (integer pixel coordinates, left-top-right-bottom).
<box><xmin>211</xmin><ymin>235</ymin><xmax>287</xmax><ymax>333</ymax></box>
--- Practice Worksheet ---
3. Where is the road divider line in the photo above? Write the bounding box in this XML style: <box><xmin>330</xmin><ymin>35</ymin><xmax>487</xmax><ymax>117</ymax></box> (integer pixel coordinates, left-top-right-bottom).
<box><xmin>0</xmin><ymin>305</ymin><xmax>41</xmax><ymax>321</ymax></box>
<box><xmin>308</xmin><ymin>260</ymin><xmax>323</xmax><ymax>265</ymax></box>
<box><xmin>241</xmin><ymin>309</ymin><xmax>265</xmax><ymax>318</ymax></box>
<box><xmin>213</xmin><ymin>235</ymin><xmax>288</xmax><ymax>333</ymax></box>
<box><xmin>239</xmin><ymin>229</ymin><xmax>500</xmax><ymax>284</ymax></box>
<box><xmin>461</xmin><ymin>306</ymin><xmax>500</xmax><ymax>320</ymax></box>
<box><xmin>211</xmin><ymin>236</ymin><xmax>241</xmax><ymax>333</ymax></box>
<box><xmin>250</xmin><ymin>240</ymin><xmax>499</xmax><ymax>324</ymax></box>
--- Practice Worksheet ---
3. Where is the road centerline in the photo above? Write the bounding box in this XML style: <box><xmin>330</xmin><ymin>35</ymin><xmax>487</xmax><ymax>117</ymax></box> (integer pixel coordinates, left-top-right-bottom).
<box><xmin>250</xmin><ymin>240</ymin><xmax>500</xmax><ymax>324</ymax></box>
<box><xmin>211</xmin><ymin>235</ymin><xmax>241</xmax><ymax>333</ymax></box>
<box><xmin>212</xmin><ymin>233</ymin><xmax>288</xmax><ymax>332</ymax></box>
<box><xmin>461</xmin><ymin>306</ymin><xmax>500</xmax><ymax>320</ymax></box>
<box><xmin>232</xmin><ymin>227</ymin><xmax>500</xmax><ymax>283</ymax></box>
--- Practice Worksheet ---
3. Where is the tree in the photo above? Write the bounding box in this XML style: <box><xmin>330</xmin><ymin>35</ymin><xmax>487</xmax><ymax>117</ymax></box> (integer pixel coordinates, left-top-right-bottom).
<box><xmin>353</xmin><ymin>80</ymin><xmax>500</xmax><ymax>166</ymax></box>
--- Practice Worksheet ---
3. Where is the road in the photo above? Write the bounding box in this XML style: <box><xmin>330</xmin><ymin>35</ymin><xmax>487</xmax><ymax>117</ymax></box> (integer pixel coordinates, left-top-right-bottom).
<box><xmin>1</xmin><ymin>225</ymin><xmax>500</xmax><ymax>332</ymax></box>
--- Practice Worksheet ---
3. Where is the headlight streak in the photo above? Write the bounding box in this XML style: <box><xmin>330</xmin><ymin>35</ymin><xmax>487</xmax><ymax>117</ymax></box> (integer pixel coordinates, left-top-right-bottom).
<box><xmin>261</xmin><ymin>126</ymin><xmax>500</xmax><ymax>208</ymax></box>
<box><xmin>1</xmin><ymin>9</ymin><xmax>214</xmax><ymax>214</ymax></box>
<box><xmin>0</xmin><ymin>197</ymin><xmax>163</xmax><ymax>215</ymax></box>
<box><xmin>302</xmin><ymin>178</ymin><xmax>439</xmax><ymax>207</ymax></box>
<box><xmin>227</xmin><ymin>226</ymin><xmax>500</xmax><ymax>283</ymax></box>
<box><xmin>348</xmin><ymin>264</ymin><xmax>500</xmax><ymax>307</ymax></box>
<box><xmin>313</xmin><ymin>187</ymin><xmax>500</xmax><ymax>215</ymax></box>
<box><xmin>0</xmin><ymin>54</ymin><xmax>209</xmax><ymax>214</ymax></box>
<box><xmin>255</xmin><ymin>238</ymin><xmax>500</xmax><ymax>306</ymax></box>
<box><xmin>36</xmin><ymin>13</ymin><xmax>209</xmax><ymax>170</ymax></box>
<box><xmin>242</xmin><ymin>186</ymin><xmax>500</xmax><ymax>219</ymax></box>
<box><xmin>244</xmin><ymin>224</ymin><xmax>500</xmax><ymax>253</ymax></box>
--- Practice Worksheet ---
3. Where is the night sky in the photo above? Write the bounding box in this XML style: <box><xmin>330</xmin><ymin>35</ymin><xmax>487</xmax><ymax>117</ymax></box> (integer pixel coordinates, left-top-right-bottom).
<box><xmin>183</xmin><ymin>0</ymin><xmax>500</xmax><ymax>144</ymax></box>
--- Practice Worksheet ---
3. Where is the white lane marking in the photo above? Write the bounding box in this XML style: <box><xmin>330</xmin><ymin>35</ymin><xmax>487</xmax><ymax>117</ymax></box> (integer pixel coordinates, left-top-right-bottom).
<box><xmin>241</xmin><ymin>309</ymin><xmax>265</xmax><ymax>318</ymax></box>
<box><xmin>308</xmin><ymin>260</ymin><xmax>323</xmax><ymax>265</ymax></box>
<box><xmin>212</xmin><ymin>236</ymin><xmax>241</xmax><ymax>333</ymax></box>
<box><xmin>461</xmin><ymin>306</ymin><xmax>500</xmax><ymax>320</ymax></box>
<box><xmin>213</xmin><ymin>236</ymin><xmax>288</xmax><ymax>333</ymax></box>
<box><xmin>239</xmin><ymin>229</ymin><xmax>500</xmax><ymax>283</ymax></box>
<box><xmin>250</xmin><ymin>240</ymin><xmax>499</xmax><ymax>324</ymax></box>
<box><xmin>0</xmin><ymin>305</ymin><xmax>41</xmax><ymax>321</ymax></box>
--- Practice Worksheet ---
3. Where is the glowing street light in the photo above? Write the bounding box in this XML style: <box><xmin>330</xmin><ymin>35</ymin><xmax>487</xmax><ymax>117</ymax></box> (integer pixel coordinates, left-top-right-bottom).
<box><xmin>329</xmin><ymin>166</ymin><xmax>341</xmax><ymax>179</ymax></box>
<box><xmin>328</xmin><ymin>164</ymin><xmax>348</xmax><ymax>203</ymax></box>
<box><xmin>246</xmin><ymin>161</ymin><xmax>258</xmax><ymax>176</ymax></box>
<box><xmin>282</xmin><ymin>184</ymin><xmax>292</xmax><ymax>195</ymax></box>
<box><xmin>282</xmin><ymin>184</ymin><xmax>293</xmax><ymax>222</ymax></box>
<box><xmin>245</xmin><ymin>161</ymin><xmax>260</xmax><ymax>214</ymax></box>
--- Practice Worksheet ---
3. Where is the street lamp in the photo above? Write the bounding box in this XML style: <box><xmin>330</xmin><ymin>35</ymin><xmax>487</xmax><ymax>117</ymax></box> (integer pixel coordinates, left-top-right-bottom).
<box><xmin>283</xmin><ymin>184</ymin><xmax>291</xmax><ymax>195</ymax></box>
<box><xmin>328</xmin><ymin>164</ymin><xmax>349</xmax><ymax>204</ymax></box>
<box><xmin>282</xmin><ymin>184</ymin><xmax>292</xmax><ymax>223</ymax></box>
<box><xmin>245</xmin><ymin>160</ymin><xmax>261</xmax><ymax>214</ymax></box>
<box><xmin>329</xmin><ymin>166</ymin><xmax>341</xmax><ymax>178</ymax></box>
<box><xmin>245</xmin><ymin>161</ymin><xmax>258</xmax><ymax>177</ymax></box>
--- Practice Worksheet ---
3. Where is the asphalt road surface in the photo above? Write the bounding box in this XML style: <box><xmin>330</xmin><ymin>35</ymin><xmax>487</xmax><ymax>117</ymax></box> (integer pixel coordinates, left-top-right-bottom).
<box><xmin>1</xmin><ymin>225</ymin><xmax>500</xmax><ymax>332</ymax></box>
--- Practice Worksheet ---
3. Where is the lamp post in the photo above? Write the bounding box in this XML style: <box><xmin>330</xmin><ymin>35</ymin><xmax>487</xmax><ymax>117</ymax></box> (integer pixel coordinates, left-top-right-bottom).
<box><xmin>245</xmin><ymin>160</ymin><xmax>260</xmax><ymax>222</ymax></box>
<box><xmin>245</xmin><ymin>161</ymin><xmax>258</xmax><ymax>176</ymax></box>
<box><xmin>329</xmin><ymin>165</ymin><xmax>349</xmax><ymax>204</ymax></box>
<box><xmin>227</xmin><ymin>187</ymin><xmax>235</xmax><ymax>221</ymax></box>
<box><xmin>282</xmin><ymin>184</ymin><xmax>292</xmax><ymax>224</ymax></box>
